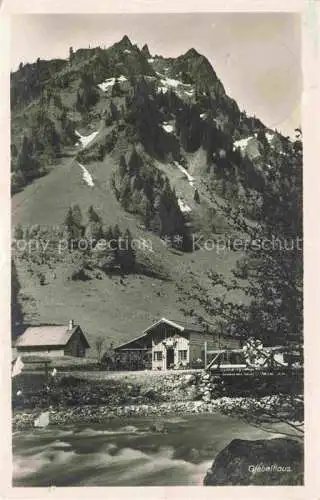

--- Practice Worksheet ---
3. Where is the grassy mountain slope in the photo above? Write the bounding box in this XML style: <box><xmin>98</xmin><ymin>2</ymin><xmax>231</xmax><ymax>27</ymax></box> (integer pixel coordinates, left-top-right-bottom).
<box><xmin>12</xmin><ymin>150</ymin><xmax>245</xmax><ymax>350</ymax></box>
<box><xmin>11</xmin><ymin>36</ymin><xmax>297</xmax><ymax>353</ymax></box>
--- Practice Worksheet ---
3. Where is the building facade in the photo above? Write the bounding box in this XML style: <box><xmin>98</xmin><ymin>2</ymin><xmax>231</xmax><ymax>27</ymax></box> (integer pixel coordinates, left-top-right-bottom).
<box><xmin>114</xmin><ymin>317</ymin><xmax>239</xmax><ymax>370</ymax></box>
<box><xmin>15</xmin><ymin>320</ymin><xmax>90</xmax><ymax>358</ymax></box>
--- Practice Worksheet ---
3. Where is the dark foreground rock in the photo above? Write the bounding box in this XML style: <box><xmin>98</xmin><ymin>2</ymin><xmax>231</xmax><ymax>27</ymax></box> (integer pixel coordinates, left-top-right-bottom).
<box><xmin>204</xmin><ymin>438</ymin><xmax>303</xmax><ymax>486</ymax></box>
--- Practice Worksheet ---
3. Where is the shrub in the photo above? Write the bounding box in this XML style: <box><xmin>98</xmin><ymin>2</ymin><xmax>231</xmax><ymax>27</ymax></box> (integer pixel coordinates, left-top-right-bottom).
<box><xmin>70</xmin><ymin>267</ymin><xmax>91</xmax><ymax>281</ymax></box>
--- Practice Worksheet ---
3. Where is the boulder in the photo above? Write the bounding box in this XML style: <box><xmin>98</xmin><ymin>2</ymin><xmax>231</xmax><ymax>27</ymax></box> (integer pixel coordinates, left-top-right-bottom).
<box><xmin>182</xmin><ymin>386</ymin><xmax>197</xmax><ymax>400</ymax></box>
<box><xmin>182</xmin><ymin>374</ymin><xmax>196</xmax><ymax>385</ymax></box>
<box><xmin>34</xmin><ymin>411</ymin><xmax>50</xmax><ymax>428</ymax></box>
<box><xmin>203</xmin><ymin>391</ymin><xmax>212</xmax><ymax>402</ymax></box>
<box><xmin>149</xmin><ymin>421</ymin><xmax>166</xmax><ymax>433</ymax></box>
<box><xmin>204</xmin><ymin>438</ymin><xmax>303</xmax><ymax>486</ymax></box>
<box><xmin>141</xmin><ymin>388</ymin><xmax>157</xmax><ymax>400</ymax></box>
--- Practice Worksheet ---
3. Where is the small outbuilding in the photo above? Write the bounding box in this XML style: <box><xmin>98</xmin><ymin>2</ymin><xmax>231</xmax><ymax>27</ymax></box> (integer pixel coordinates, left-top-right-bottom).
<box><xmin>15</xmin><ymin>320</ymin><xmax>90</xmax><ymax>358</ymax></box>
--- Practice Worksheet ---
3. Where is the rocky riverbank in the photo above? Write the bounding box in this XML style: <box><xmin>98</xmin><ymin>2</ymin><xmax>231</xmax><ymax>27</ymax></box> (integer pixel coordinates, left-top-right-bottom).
<box><xmin>10</xmin><ymin>398</ymin><xmax>256</xmax><ymax>431</ymax></box>
<box><xmin>12</xmin><ymin>370</ymin><xmax>303</xmax><ymax>431</ymax></box>
<box><xmin>12</xmin><ymin>399</ymin><xmax>224</xmax><ymax>430</ymax></box>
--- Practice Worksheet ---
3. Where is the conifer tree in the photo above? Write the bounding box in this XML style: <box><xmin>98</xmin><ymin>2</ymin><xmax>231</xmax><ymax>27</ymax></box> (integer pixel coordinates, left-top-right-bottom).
<box><xmin>119</xmin><ymin>175</ymin><xmax>131</xmax><ymax>210</ymax></box>
<box><xmin>118</xmin><ymin>228</ymin><xmax>136</xmax><ymax>273</ymax></box>
<box><xmin>128</xmin><ymin>147</ymin><xmax>141</xmax><ymax>176</ymax></box>
<box><xmin>15</xmin><ymin>135</ymin><xmax>40</xmax><ymax>183</ymax></box>
<box><xmin>119</xmin><ymin>155</ymin><xmax>128</xmax><ymax>179</ymax></box>
<box><xmin>14</xmin><ymin>224</ymin><xmax>24</xmax><ymax>240</ymax></box>
<box><xmin>112</xmin><ymin>78</ymin><xmax>122</xmax><ymax>97</ymax></box>
<box><xmin>69</xmin><ymin>46</ymin><xmax>74</xmax><ymax>63</ymax></box>
<box><xmin>113</xmin><ymin>224</ymin><xmax>122</xmax><ymax>244</ymax></box>
<box><xmin>85</xmin><ymin>206</ymin><xmax>103</xmax><ymax>244</ymax></box>
<box><xmin>64</xmin><ymin>207</ymin><xmax>81</xmax><ymax>247</ymax></box>
<box><xmin>194</xmin><ymin>188</ymin><xmax>200</xmax><ymax>204</ymax></box>
<box><xmin>104</xmin><ymin>225</ymin><xmax>114</xmax><ymax>242</ymax></box>
<box><xmin>110</xmin><ymin>101</ymin><xmax>119</xmax><ymax>121</ymax></box>
<box><xmin>71</xmin><ymin>204</ymin><xmax>83</xmax><ymax>228</ymax></box>
<box><xmin>87</xmin><ymin>205</ymin><xmax>101</xmax><ymax>223</ymax></box>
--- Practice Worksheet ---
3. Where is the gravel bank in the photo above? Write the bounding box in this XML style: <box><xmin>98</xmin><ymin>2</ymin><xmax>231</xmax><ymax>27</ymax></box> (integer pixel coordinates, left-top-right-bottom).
<box><xmin>12</xmin><ymin>398</ymin><xmax>238</xmax><ymax>430</ymax></box>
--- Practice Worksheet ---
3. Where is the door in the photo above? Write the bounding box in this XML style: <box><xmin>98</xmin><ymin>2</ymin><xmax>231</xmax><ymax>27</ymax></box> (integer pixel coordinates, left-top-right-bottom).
<box><xmin>166</xmin><ymin>348</ymin><xmax>174</xmax><ymax>369</ymax></box>
<box><xmin>76</xmin><ymin>343</ymin><xmax>83</xmax><ymax>357</ymax></box>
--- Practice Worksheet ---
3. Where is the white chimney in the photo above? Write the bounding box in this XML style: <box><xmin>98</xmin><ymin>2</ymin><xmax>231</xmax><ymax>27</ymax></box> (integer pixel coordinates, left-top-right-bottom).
<box><xmin>68</xmin><ymin>319</ymin><xmax>74</xmax><ymax>330</ymax></box>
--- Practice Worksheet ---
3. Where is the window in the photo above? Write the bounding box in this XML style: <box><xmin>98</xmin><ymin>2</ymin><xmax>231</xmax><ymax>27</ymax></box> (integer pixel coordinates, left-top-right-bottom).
<box><xmin>153</xmin><ymin>351</ymin><xmax>163</xmax><ymax>361</ymax></box>
<box><xmin>178</xmin><ymin>350</ymin><xmax>188</xmax><ymax>361</ymax></box>
<box><xmin>229</xmin><ymin>352</ymin><xmax>245</xmax><ymax>364</ymax></box>
<box><xmin>221</xmin><ymin>351</ymin><xmax>231</xmax><ymax>363</ymax></box>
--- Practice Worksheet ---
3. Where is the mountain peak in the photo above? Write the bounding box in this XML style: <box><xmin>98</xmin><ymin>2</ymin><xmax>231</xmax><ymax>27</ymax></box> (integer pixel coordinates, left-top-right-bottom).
<box><xmin>184</xmin><ymin>48</ymin><xmax>200</xmax><ymax>58</ymax></box>
<box><xmin>141</xmin><ymin>44</ymin><xmax>151</xmax><ymax>58</ymax></box>
<box><xmin>118</xmin><ymin>35</ymin><xmax>133</xmax><ymax>49</ymax></box>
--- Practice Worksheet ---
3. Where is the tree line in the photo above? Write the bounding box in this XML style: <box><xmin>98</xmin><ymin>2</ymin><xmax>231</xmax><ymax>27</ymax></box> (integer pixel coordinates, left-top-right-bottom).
<box><xmin>12</xmin><ymin>103</ymin><xmax>77</xmax><ymax>194</ymax></box>
<box><xmin>64</xmin><ymin>204</ymin><xmax>136</xmax><ymax>274</ymax></box>
<box><xmin>111</xmin><ymin>148</ymin><xmax>192</xmax><ymax>251</ymax></box>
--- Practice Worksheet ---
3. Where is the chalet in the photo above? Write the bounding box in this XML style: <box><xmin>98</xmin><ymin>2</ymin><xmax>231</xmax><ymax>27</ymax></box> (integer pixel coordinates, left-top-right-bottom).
<box><xmin>15</xmin><ymin>320</ymin><xmax>90</xmax><ymax>358</ymax></box>
<box><xmin>114</xmin><ymin>317</ymin><xmax>240</xmax><ymax>370</ymax></box>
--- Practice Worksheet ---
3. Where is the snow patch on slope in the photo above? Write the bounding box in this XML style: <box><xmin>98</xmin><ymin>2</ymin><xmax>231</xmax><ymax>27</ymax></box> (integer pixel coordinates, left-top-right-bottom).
<box><xmin>78</xmin><ymin>162</ymin><xmax>94</xmax><ymax>187</ymax></box>
<box><xmin>233</xmin><ymin>136</ymin><xmax>253</xmax><ymax>152</ymax></box>
<box><xmin>156</xmin><ymin>74</ymin><xmax>193</xmax><ymax>98</ymax></box>
<box><xmin>98</xmin><ymin>75</ymin><xmax>127</xmax><ymax>92</ymax></box>
<box><xmin>161</xmin><ymin>122</ymin><xmax>174</xmax><ymax>133</ymax></box>
<box><xmin>160</xmin><ymin>76</ymin><xmax>181</xmax><ymax>88</ymax></box>
<box><xmin>265</xmin><ymin>132</ymin><xmax>274</xmax><ymax>144</ymax></box>
<box><xmin>178</xmin><ymin>198</ymin><xmax>192</xmax><ymax>213</ymax></box>
<box><xmin>75</xmin><ymin>130</ymin><xmax>99</xmax><ymax>149</ymax></box>
<box><xmin>173</xmin><ymin>161</ymin><xmax>195</xmax><ymax>187</ymax></box>
<box><xmin>98</xmin><ymin>78</ymin><xmax>116</xmax><ymax>91</ymax></box>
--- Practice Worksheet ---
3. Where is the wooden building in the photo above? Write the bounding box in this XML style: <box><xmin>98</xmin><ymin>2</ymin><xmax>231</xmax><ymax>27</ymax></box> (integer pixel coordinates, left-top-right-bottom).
<box><xmin>114</xmin><ymin>317</ymin><xmax>240</xmax><ymax>370</ymax></box>
<box><xmin>15</xmin><ymin>320</ymin><xmax>90</xmax><ymax>358</ymax></box>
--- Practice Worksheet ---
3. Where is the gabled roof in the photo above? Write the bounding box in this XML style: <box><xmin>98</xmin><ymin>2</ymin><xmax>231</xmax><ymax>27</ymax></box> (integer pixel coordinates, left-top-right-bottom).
<box><xmin>15</xmin><ymin>325</ymin><xmax>90</xmax><ymax>348</ymax></box>
<box><xmin>114</xmin><ymin>317</ymin><xmax>207</xmax><ymax>350</ymax></box>
<box><xmin>142</xmin><ymin>317</ymin><xmax>207</xmax><ymax>335</ymax></box>
<box><xmin>158</xmin><ymin>318</ymin><xmax>207</xmax><ymax>334</ymax></box>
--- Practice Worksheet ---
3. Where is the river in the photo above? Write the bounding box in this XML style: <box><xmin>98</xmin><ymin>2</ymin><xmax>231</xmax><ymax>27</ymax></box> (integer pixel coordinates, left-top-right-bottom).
<box><xmin>13</xmin><ymin>412</ymin><xmax>287</xmax><ymax>486</ymax></box>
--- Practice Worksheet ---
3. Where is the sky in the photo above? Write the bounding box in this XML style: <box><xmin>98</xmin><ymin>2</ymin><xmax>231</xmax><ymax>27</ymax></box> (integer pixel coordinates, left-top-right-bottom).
<box><xmin>11</xmin><ymin>13</ymin><xmax>301</xmax><ymax>137</ymax></box>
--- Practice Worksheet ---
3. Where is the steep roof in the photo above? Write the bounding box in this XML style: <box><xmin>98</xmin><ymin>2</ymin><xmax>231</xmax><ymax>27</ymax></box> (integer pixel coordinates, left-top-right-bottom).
<box><xmin>115</xmin><ymin>317</ymin><xmax>207</xmax><ymax>350</ymax></box>
<box><xmin>15</xmin><ymin>325</ymin><xmax>90</xmax><ymax>348</ymax></box>
<box><xmin>162</xmin><ymin>318</ymin><xmax>207</xmax><ymax>333</ymax></box>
